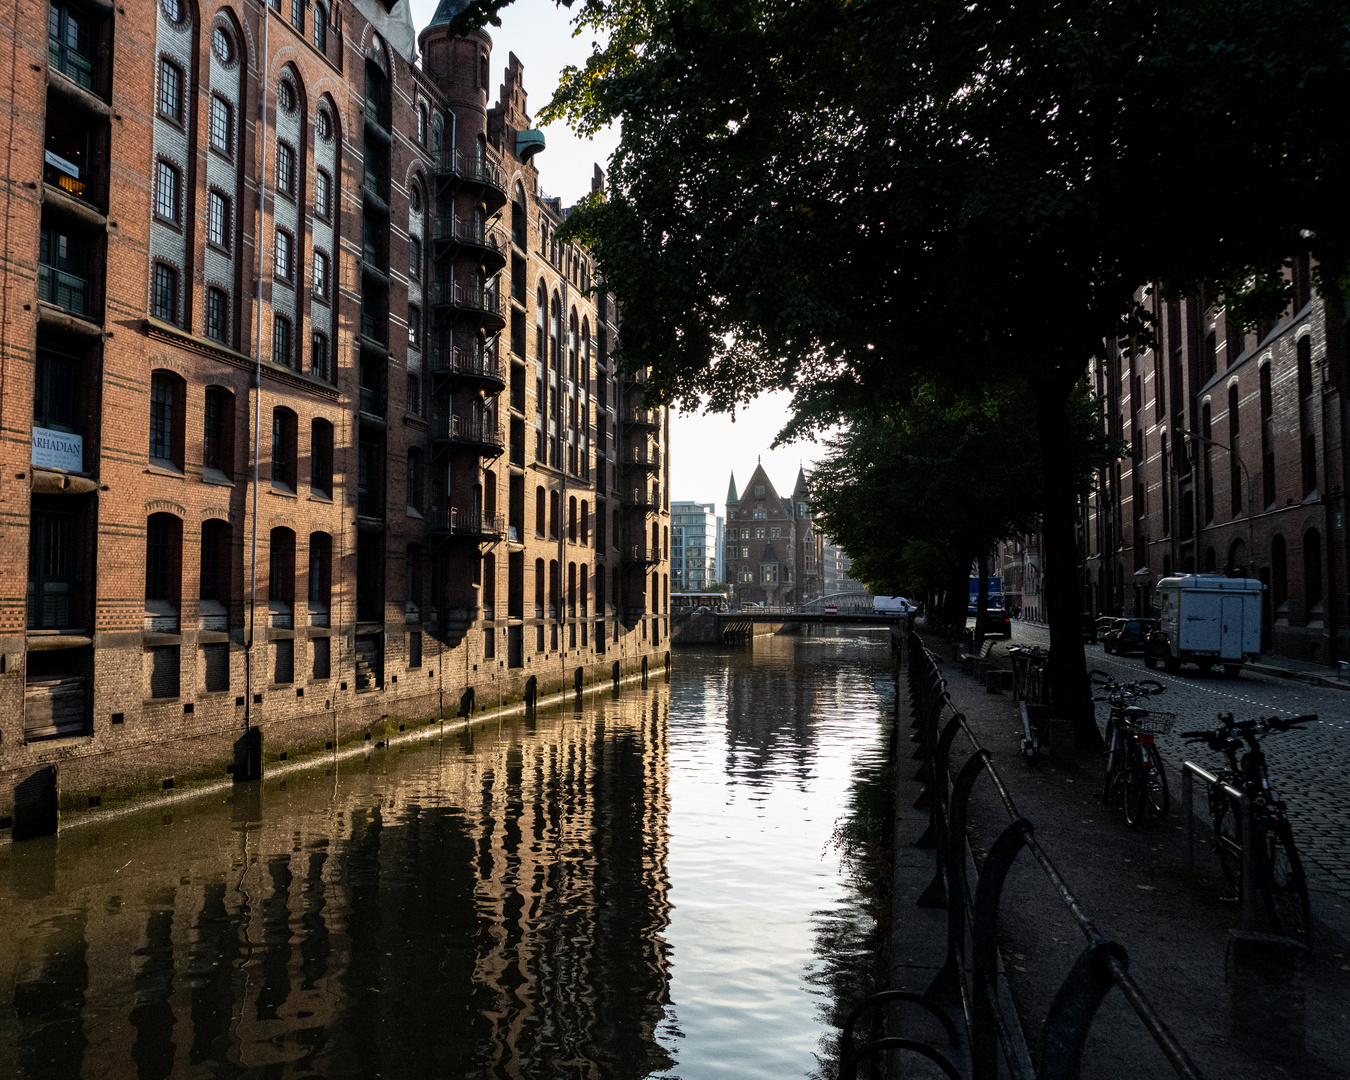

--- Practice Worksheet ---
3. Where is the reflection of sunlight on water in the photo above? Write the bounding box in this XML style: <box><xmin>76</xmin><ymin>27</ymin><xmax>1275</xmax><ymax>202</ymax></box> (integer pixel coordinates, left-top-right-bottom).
<box><xmin>651</xmin><ymin>629</ymin><xmax>891</xmax><ymax>1079</ymax></box>
<box><xmin>0</xmin><ymin>627</ymin><xmax>889</xmax><ymax>1080</ymax></box>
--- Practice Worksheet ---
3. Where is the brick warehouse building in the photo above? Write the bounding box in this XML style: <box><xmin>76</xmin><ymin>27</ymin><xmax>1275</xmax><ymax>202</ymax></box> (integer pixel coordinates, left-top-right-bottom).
<box><xmin>1078</xmin><ymin>260</ymin><xmax>1347</xmax><ymax>666</ymax></box>
<box><xmin>724</xmin><ymin>462</ymin><xmax>823</xmax><ymax>607</ymax></box>
<box><xmin>0</xmin><ymin>0</ymin><xmax>670</xmax><ymax>831</ymax></box>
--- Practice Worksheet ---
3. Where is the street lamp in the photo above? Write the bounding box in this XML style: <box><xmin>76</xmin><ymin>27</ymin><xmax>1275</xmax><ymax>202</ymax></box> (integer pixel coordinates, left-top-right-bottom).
<box><xmin>1186</xmin><ymin>429</ymin><xmax>1256</xmax><ymax>572</ymax></box>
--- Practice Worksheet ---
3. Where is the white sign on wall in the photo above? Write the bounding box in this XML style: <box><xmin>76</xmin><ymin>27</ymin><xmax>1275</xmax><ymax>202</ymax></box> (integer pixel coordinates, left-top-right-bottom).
<box><xmin>31</xmin><ymin>426</ymin><xmax>83</xmax><ymax>472</ymax></box>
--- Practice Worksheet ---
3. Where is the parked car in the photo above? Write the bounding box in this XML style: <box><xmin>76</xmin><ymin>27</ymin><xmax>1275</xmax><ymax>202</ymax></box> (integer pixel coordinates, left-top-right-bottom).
<box><xmin>1095</xmin><ymin>615</ymin><xmax>1118</xmax><ymax>641</ymax></box>
<box><xmin>1102</xmin><ymin>618</ymin><xmax>1156</xmax><ymax>655</ymax></box>
<box><xmin>984</xmin><ymin>607</ymin><xmax>1012</xmax><ymax>638</ymax></box>
<box><xmin>1082</xmin><ymin>613</ymin><xmax>1098</xmax><ymax>643</ymax></box>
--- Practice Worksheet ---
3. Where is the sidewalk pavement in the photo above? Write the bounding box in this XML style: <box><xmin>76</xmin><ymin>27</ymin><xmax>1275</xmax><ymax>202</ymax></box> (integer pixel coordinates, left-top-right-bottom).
<box><xmin>1246</xmin><ymin>652</ymin><xmax>1350</xmax><ymax>692</ymax></box>
<box><xmin>892</xmin><ymin>631</ymin><xmax>1350</xmax><ymax>1079</ymax></box>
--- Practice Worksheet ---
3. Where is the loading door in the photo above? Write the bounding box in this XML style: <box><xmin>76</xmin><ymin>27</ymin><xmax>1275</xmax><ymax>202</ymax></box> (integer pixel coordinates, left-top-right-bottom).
<box><xmin>1220</xmin><ymin>595</ymin><xmax>1245</xmax><ymax>659</ymax></box>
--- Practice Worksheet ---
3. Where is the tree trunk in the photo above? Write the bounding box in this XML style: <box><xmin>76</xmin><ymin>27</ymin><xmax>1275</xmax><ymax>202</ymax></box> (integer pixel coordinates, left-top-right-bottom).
<box><xmin>943</xmin><ymin>560</ymin><xmax>968</xmax><ymax>632</ymax></box>
<box><xmin>1032</xmin><ymin>377</ymin><xmax>1102</xmax><ymax>753</ymax></box>
<box><xmin>975</xmin><ymin>549</ymin><xmax>990</xmax><ymax>641</ymax></box>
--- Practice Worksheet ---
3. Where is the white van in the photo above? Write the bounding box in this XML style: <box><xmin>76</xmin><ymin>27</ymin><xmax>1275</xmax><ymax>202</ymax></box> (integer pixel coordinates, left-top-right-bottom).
<box><xmin>873</xmin><ymin>596</ymin><xmax>912</xmax><ymax>614</ymax></box>
<box><xmin>1145</xmin><ymin>575</ymin><xmax>1264</xmax><ymax>676</ymax></box>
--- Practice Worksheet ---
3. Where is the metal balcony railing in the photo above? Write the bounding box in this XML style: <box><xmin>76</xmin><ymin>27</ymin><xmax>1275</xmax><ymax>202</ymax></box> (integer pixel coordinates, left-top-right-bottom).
<box><xmin>359</xmin><ymin>386</ymin><xmax>384</xmax><ymax>417</ymax></box>
<box><xmin>49</xmin><ymin>38</ymin><xmax>95</xmax><ymax>91</ymax></box>
<box><xmin>623</xmin><ymin>545</ymin><xmax>661</xmax><ymax>563</ymax></box>
<box><xmin>434</xmin><ymin>217</ymin><xmax>506</xmax><ymax>254</ymax></box>
<box><xmin>624</xmin><ymin>447</ymin><xmax>661</xmax><ymax>469</ymax></box>
<box><xmin>623</xmin><ymin>407</ymin><xmax>660</xmax><ymax>427</ymax></box>
<box><xmin>430</xmin><ymin>345</ymin><xmax>502</xmax><ymax>384</ymax></box>
<box><xmin>360</xmin><ymin>310</ymin><xmax>387</xmax><ymax>346</ymax></box>
<box><xmin>38</xmin><ymin>264</ymin><xmax>91</xmax><ymax>317</ymax></box>
<box><xmin>432</xmin><ymin>150</ymin><xmax>505</xmax><ymax>195</ymax></box>
<box><xmin>431</xmin><ymin>413</ymin><xmax>504</xmax><ymax>451</ymax></box>
<box><xmin>429</xmin><ymin>507</ymin><xmax>504</xmax><ymax>537</ymax></box>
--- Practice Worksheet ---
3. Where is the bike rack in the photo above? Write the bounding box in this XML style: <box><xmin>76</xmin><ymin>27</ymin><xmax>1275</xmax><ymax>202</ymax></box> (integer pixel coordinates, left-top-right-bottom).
<box><xmin>850</xmin><ymin>636</ymin><xmax>1206</xmax><ymax>1080</ymax></box>
<box><xmin>1180</xmin><ymin>762</ymin><xmax>1259</xmax><ymax>931</ymax></box>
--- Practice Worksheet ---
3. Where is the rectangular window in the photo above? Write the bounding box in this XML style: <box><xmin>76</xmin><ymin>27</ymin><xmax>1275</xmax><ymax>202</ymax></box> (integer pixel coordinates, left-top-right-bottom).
<box><xmin>272</xmin><ymin>315</ymin><xmax>292</xmax><ymax>367</ymax></box>
<box><xmin>408</xmin><ymin>305</ymin><xmax>421</xmax><ymax>347</ymax></box>
<box><xmin>406</xmin><ymin>373</ymin><xmax>420</xmax><ymax>414</ymax></box>
<box><xmin>276</xmin><ymin>142</ymin><xmax>295</xmax><ymax>197</ymax></box>
<box><xmin>155</xmin><ymin>160</ymin><xmax>180</xmax><ymax>223</ymax></box>
<box><xmin>290</xmin><ymin>0</ymin><xmax>304</xmax><ymax>31</ymax></box>
<box><xmin>152</xmin><ymin>263</ymin><xmax>177</xmax><ymax>323</ymax></box>
<box><xmin>311</xmin><ymin>635</ymin><xmax>331</xmax><ymax>679</ymax></box>
<box><xmin>275</xmin><ymin>229</ymin><xmax>293</xmax><ymax>282</ymax></box>
<box><xmin>315</xmin><ymin>169</ymin><xmax>331</xmax><ymax>219</ymax></box>
<box><xmin>207</xmin><ymin>190</ymin><xmax>230</xmax><ymax>249</ymax></box>
<box><xmin>273</xmin><ymin>639</ymin><xmax>294</xmax><ymax>684</ymax></box>
<box><xmin>202</xmin><ymin>643</ymin><xmax>229</xmax><ymax>692</ymax></box>
<box><xmin>410</xmin><ymin>630</ymin><xmax>423</xmax><ymax>668</ymax></box>
<box><xmin>311</xmin><ymin>422</ymin><xmax>333</xmax><ymax>495</ymax></box>
<box><xmin>210</xmin><ymin>95</ymin><xmax>232</xmax><ymax>156</ymax></box>
<box><xmin>409</xmin><ymin>236</ymin><xmax>421</xmax><ymax>277</ymax></box>
<box><xmin>313</xmin><ymin>249</ymin><xmax>329</xmax><ymax>300</ymax></box>
<box><xmin>157</xmin><ymin>59</ymin><xmax>183</xmax><ymax>123</ymax></box>
<box><xmin>206</xmin><ymin>287</ymin><xmax>228</xmax><ymax>343</ymax></box>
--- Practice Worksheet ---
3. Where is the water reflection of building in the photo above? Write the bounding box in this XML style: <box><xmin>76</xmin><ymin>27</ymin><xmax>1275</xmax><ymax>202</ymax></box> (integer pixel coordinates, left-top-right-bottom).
<box><xmin>0</xmin><ymin>695</ymin><xmax>671</xmax><ymax>1079</ymax></box>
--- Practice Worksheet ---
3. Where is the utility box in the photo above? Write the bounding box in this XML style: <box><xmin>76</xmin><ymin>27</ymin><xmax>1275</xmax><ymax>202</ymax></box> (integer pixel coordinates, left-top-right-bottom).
<box><xmin>1147</xmin><ymin>575</ymin><xmax>1264</xmax><ymax>676</ymax></box>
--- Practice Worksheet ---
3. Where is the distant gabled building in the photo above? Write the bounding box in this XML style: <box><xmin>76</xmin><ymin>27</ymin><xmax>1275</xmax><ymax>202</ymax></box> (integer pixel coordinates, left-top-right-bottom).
<box><xmin>724</xmin><ymin>461</ymin><xmax>823</xmax><ymax>606</ymax></box>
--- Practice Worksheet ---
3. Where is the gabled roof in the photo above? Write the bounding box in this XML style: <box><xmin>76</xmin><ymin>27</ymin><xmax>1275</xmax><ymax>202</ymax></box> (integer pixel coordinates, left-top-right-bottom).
<box><xmin>742</xmin><ymin>461</ymin><xmax>783</xmax><ymax>509</ymax></box>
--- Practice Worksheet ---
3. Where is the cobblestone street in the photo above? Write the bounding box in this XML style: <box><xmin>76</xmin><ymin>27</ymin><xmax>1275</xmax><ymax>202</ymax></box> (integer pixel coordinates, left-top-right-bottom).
<box><xmin>1003</xmin><ymin>621</ymin><xmax>1350</xmax><ymax>924</ymax></box>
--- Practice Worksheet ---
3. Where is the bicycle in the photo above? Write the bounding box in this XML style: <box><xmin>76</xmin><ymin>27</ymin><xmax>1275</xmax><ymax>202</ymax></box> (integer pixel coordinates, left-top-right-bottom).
<box><xmin>1091</xmin><ymin>670</ymin><xmax>1172</xmax><ymax>827</ymax></box>
<box><xmin>1179</xmin><ymin>712</ymin><xmax>1315</xmax><ymax>946</ymax></box>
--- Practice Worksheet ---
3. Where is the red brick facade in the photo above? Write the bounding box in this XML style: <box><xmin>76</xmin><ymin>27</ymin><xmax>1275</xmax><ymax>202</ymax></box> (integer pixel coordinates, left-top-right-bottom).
<box><xmin>0</xmin><ymin>0</ymin><xmax>669</xmax><ymax>833</ymax></box>
<box><xmin>1078</xmin><ymin>268</ymin><xmax>1348</xmax><ymax>665</ymax></box>
<box><xmin>724</xmin><ymin>462</ymin><xmax>823</xmax><ymax>607</ymax></box>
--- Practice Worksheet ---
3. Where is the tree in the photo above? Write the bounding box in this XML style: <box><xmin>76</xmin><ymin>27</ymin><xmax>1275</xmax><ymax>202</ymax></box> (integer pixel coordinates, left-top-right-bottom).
<box><xmin>810</xmin><ymin>381</ymin><xmax>1116</xmax><ymax>637</ymax></box>
<box><xmin>452</xmin><ymin>0</ymin><xmax>1350</xmax><ymax>746</ymax></box>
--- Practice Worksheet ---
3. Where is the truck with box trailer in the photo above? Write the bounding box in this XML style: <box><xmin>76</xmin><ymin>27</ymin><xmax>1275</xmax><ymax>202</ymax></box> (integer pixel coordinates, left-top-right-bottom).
<box><xmin>1144</xmin><ymin>575</ymin><xmax>1264</xmax><ymax>677</ymax></box>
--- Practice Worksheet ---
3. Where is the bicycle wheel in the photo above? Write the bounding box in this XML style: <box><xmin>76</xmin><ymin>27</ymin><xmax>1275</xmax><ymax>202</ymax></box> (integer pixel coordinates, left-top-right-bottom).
<box><xmin>1260</xmin><ymin>820</ymin><xmax>1312</xmax><ymax>947</ymax></box>
<box><xmin>1141</xmin><ymin>744</ymin><xmax>1170</xmax><ymax>818</ymax></box>
<box><xmin>1214</xmin><ymin>794</ymin><xmax>1242</xmax><ymax>892</ymax></box>
<box><xmin>1123</xmin><ymin>742</ymin><xmax>1149</xmax><ymax>827</ymax></box>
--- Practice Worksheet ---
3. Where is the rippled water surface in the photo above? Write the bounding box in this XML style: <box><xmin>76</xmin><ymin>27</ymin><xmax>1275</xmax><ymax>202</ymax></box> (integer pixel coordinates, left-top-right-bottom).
<box><xmin>0</xmin><ymin>630</ymin><xmax>891</xmax><ymax>1078</ymax></box>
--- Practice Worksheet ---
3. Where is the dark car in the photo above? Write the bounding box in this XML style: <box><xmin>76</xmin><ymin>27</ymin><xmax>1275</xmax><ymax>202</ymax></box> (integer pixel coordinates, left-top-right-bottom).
<box><xmin>984</xmin><ymin>607</ymin><xmax>1012</xmax><ymax>638</ymax></box>
<box><xmin>1102</xmin><ymin>618</ymin><xmax>1156</xmax><ymax>655</ymax></box>
<box><xmin>1095</xmin><ymin>615</ymin><xmax>1117</xmax><ymax>640</ymax></box>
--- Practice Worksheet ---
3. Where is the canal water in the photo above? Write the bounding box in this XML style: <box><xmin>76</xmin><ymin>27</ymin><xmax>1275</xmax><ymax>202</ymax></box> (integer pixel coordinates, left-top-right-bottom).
<box><xmin>0</xmin><ymin>629</ymin><xmax>893</xmax><ymax>1079</ymax></box>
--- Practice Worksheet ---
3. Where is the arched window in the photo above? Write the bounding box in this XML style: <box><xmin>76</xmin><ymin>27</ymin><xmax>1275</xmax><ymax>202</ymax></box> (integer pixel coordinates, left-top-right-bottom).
<box><xmin>549</xmin><ymin>490</ymin><xmax>559</xmax><ymax>539</ymax></box>
<box><xmin>417</xmin><ymin>103</ymin><xmax>427</xmax><ymax>146</ymax></box>
<box><xmin>548</xmin><ymin>559</ymin><xmax>559</xmax><ymax>616</ymax></box>
<box><xmin>313</xmin><ymin>2</ymin><xmax>327</xmax><ymax>51</ymax></box>
<box><xmin>268</xmin><ymin>527</ymin><xmax>296</xmax><ymax>615</ymax></box>
<box><xmin>1271</xmin><ymin>534</ymin><xmax>1288</xmax><ymax>615</ymax></box>
<box><xmin>406</xmin><ymin>449</ymin><xmax>423</xmax><ymax>513</ymax></box>
<box><xmin>199</xmin><ymin>519</ymin><xmax>231</xmax><ymax>626</ymax></box>
<box><xmin>536</xmin><ymin>282</ymin><xmax>548</xmax><ymax>368</ymax></box>
<box><xmin>550</xmin><ymin>293</ymin><xmax>561</xmax><ymax>368</ymax></box>
<box><xmin>271</xmin><ymin>407</ymin><xmax>298</xmax><ymax>491</ymax></box>
<box><xmin>568</xmin><ymin>495</ymin><xmax>577</xmax><ymax>541</ymax></box>
<box><xmin>568</xmin><ymin>310</ymin><xmax>578</xmax><ymax>382</ymax></box>
<box><xmin>149</xmin><ymin>370</ymin><xmax>185</xmax><ymax>469</ymax></box>
<box><xmin>580</xmin><ymin>500</ymin><xmax>589</xmax><ymax>544</ymax></box>
<box><xmin>580</xmin><ymin>564</ymin><xmax>589</xmax><ymax>617</ymax></box>
<box><xmin>310</xmin><ymin>418</ymin><xmax>333</xmax><ymax>496</ymax></box>
<box><xmin>1304</xmin><ymin>528</ymin><xmax>1323</xmax><ymax>618</ymax></box>
<box><xmin>482</xmin><ymin>552</ymin><xmax>496</xmax><ymax>618</ymax></box>
<box><xmin>534</xmin><ymin>558</ymin><xmax>545</xmax><ymax>617</ymax></box>
<box><xmin>512</xmin><ymin>183</ymin><xmax>527</xmax><ymax>247</ymax></box>
<box><xmin>581</xmin><ymin>319</ymin><xmax>591</xmax><ymax>386</ymax></box>
<box><xmin>567</xmin><ymin>561</ymin><xmax>576</xmax><ymax>617</ymax></box>
<box><xmin>203</xmin><ymin>386</ymin><xmax>234</xmax><ymax>478</ymax></box>
<box><xmin>145</xmin><ymin>512</ymin><xmax>183</xmax><ymax>619</ymax></box>
<box><xmin>309</xmin><ymin>532</ymin><xmax>332</xmax><ymax>614</ymax></box>
<box><xmin>536</xmin><ymin>486</ymin><xmax>546</xmax><ymax>535</ymax></box>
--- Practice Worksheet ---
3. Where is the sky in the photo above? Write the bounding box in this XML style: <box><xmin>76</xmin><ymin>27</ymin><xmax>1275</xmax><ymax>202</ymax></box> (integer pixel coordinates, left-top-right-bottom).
<box><xmin>406</xmin><ymin>0</ymin><xmax>831</xmax><ymax>513</ymax></box>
